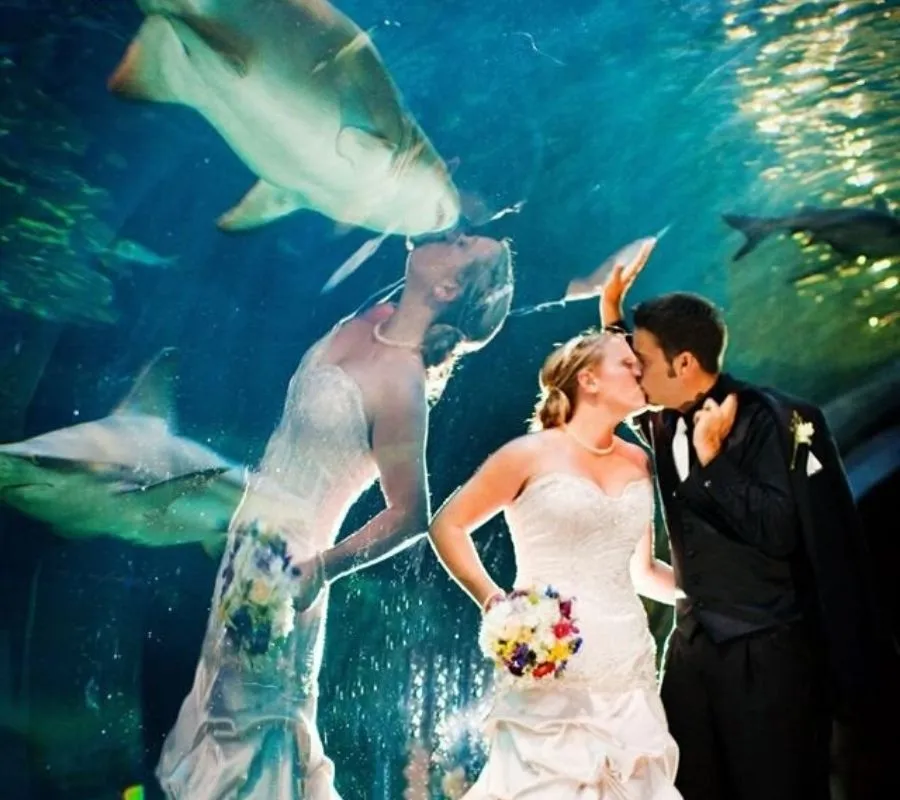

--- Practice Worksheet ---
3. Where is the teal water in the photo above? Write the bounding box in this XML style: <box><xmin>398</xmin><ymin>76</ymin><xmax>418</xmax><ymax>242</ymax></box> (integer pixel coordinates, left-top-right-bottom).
<box><xmin>0</xmin><ymin>1</ymin><xmax>897</xmax><ymax>798</ymax></box>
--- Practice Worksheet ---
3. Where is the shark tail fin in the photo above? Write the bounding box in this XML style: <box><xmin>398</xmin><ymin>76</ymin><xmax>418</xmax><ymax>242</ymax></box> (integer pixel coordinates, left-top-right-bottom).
<box><xmin>722</xmin><ymin>214</ymin><xmax>778</xmax><ymax>261</ymax></box>
<box><xmin>108</xmin><ymin>16</ymin><xmax>190</xmax><ymax>105</ymax></box>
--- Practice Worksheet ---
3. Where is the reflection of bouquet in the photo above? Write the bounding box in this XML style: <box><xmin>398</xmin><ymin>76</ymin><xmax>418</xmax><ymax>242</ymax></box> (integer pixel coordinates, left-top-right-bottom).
<box><xmin>479</xmin><ymin>586</ymin><xmax>582</xmax><ymax>681</ymax></box>
<box><xmin>217</xmin><ymin>521</ymin><xmax>299</xmax><ymax>660</ymax></box>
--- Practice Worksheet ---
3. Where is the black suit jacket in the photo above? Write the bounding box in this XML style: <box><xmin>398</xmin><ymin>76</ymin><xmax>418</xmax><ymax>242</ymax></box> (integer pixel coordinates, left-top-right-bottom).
<box><xmin>633</xmin><ymin>385</ymin><xmax>898</xmax><ymax>722</ymax></box>
<box><xmin>754</xmin><ymin>387</ymin><xmax>899</xmax><ymax>721</ymax></box>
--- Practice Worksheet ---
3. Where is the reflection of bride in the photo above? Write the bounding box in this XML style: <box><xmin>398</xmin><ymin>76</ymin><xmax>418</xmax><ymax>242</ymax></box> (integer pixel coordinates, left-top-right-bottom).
<box><xmin>430</xmin><ymin>332</ymin><xmax>681</xmax><ymax>799</ymax></box>
<box><xmin>156</xmin><ymin>234</ymin><xmax>514</xmax><ymax>799</ymax></box>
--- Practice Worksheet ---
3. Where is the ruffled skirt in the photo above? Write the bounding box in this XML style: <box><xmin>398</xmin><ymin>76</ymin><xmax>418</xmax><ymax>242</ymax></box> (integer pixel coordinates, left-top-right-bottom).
<box><xmin>463</xmin><ymin>684</ymin><xmax>681</xmax><ymax>800</ymax></box>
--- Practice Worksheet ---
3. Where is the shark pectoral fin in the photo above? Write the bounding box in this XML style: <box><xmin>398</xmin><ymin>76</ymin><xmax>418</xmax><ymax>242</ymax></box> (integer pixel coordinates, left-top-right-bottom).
<box><xmin>216</xmin><ymin>181</ymin><xmax>311</xmax><ymax>232</ymax></box>
<box><xmin>108</xmin><ymin>16</ymin><xmax>189</xmax><ymax>105</ymax></box>
<box><xmin>168</xmin><ymin>12</ymin><xmax>252</xmax><ymax>77</ymax></box>
<box><xmin>335</xmin><ymin>126</ymin><xmax>395</xmax><ymax>170</ymax></box>
<box><xmin>120</xmin><ymin>467</ymin><xmax>232</xmax><ymax>506</ymax></box>
<box><xmin>336</xmin><ymin>39</ymin><xmax>407</xmax><ymax>141</ymax></box>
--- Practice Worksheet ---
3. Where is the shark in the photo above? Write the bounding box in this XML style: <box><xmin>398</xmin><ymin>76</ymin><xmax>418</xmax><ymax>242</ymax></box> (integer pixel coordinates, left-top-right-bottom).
<box><xmin>0</xmin><ymin>348</ymin><xmax>248</xmax><ymax>555</ymax></box>
<box><xmin>108</xmin><ymin>0</ymin><xmax>461</xmax><ymax>237</ymax></box>
<box><xmin>723</xmin><ymin>196</ymin><xmax>900</xmax><ymax>261</ymax></box>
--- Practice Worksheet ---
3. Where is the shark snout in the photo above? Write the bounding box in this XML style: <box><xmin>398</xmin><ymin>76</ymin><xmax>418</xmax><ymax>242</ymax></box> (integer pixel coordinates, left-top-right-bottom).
<box><xmin>435</xmin><ymin>195</ymin><xmax>461</xmax><ymax>232</ymax></box>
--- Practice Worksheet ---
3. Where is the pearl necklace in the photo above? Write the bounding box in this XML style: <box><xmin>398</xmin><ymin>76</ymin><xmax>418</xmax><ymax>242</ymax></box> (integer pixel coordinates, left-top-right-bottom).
<box><xmin>372</xmin><ymin>321</ymin><xmax>421</xmax><ymax>351</ymax></box>
<box><xmin>565</xmin><ymin>426</ymin><xmax>616</xmax><ymax>456</ymax></box>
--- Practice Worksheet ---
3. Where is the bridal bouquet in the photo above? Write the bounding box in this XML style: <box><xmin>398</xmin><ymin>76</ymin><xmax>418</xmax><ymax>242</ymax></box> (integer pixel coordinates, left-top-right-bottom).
<box><xmin>217</xmin><ymin>520</ymin><xmax>300</xmax><ymax>661</ymax></box>
<box><xmin>479</xmin><ymin>586</ymin><xmax>582</xmax><ymax>681</ymax></box>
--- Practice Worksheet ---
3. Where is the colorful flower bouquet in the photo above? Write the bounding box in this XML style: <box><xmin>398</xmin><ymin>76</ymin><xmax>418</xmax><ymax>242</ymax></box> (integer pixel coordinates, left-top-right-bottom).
<box><xmin>217</xmin><ymin>521</ymin><xmax>300</xmax><ymax>661</ymax></box>
<box><xmin>479</xmin><ymin>585</ymin><xmax>582</xmax><ymax>681</ymax></box>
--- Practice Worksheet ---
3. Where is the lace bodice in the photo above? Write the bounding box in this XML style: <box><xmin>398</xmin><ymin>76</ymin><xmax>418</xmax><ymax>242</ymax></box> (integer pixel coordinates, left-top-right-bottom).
<box><xmin>231</xmin><ymin>330</ymin><xmax>377</xmax><ymax>553</ymax></box>
<box><xmin>504</xmin><ymin>472</ymin><xmax>659</xmax><ymax>691</ymax></box>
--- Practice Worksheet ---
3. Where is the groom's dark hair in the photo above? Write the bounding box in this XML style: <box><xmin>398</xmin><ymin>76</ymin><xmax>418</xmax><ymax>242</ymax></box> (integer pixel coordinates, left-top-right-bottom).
<box><xmin>633</xmin><ymin>292</ymin><xmax>727</xmax><ymax>374</ymax></box>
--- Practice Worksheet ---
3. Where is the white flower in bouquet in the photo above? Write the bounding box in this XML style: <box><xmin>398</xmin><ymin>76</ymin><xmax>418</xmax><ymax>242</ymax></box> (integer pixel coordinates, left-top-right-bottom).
<box><xmin>479</xmin><ymin>585</ymin><xmax>583</xmax><ymax>681</ymax></box>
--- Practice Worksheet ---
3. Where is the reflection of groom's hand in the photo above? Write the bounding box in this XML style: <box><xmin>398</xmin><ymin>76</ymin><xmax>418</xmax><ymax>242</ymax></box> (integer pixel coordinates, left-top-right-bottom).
<box><xmin>693</xmin><ymin>394</ymin><xmax>738</xmax><ymax>465</ymax></box>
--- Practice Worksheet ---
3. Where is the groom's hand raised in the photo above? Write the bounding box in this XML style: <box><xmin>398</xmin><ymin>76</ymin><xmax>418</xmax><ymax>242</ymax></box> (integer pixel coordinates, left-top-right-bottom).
<box><xmin>693</xmin><ymin>394</ymin><xmax>738</xmax><ymax>466</ymax></box>
<box><xmin>600</xmin><ymin>240</ymin><xmax>654</xmax><ymax>326</ymax></box>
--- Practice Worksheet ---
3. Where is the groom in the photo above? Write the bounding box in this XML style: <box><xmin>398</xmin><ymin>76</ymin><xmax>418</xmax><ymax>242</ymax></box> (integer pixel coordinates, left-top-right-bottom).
<box><xmin>599</xmin><ymin>261</ymin><xmax>897</xmax><ymax>799</ymax></box>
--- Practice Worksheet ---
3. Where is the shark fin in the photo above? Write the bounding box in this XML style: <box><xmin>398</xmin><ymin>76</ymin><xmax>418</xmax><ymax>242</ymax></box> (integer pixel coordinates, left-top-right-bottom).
<box><xmin>107</xmin><ymin>16</ymin><xmax>190</xmax><ymax>104</ymax></box>
<box><xmin>315</xmin><ymin>27</ymin><xmax>405</xmax><ymax>151</ymax></box>
<box><xmin>119</xmin><ymin>467</ymin><xmax>232</xmax><ymax>506</ymax></box>
<box><xmin>873</xmin><ymin>196</ymin><xmax>890</xmax><ymax>213</ymax></box>
<box><xmin>113</xmin><ymin>348</ymin><xmax>179</xmax><ymax>424</ymax></box>
<box><xmin>217</xmin><ymin>181</ymin><xmax>311</xmax><ymax>232</ymax></box>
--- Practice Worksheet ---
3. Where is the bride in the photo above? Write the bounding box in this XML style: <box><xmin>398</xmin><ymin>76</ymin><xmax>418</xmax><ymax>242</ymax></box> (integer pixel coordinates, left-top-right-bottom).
<box><xmin>156</xmin><ymin>232</ymin><xmax>514</xmax><ymax>799</ymax></box>
<box><xmin>429</xmin><ymin>330</ymin><xmax>682</xmax><ymax>799</ymax></box>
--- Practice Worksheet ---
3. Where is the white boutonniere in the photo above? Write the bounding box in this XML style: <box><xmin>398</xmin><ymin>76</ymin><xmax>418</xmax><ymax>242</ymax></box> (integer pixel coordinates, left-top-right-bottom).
<box><xmin>789</xmin><ymin>411</ymin><xmax>815</xmax><ymax>471</ymax></box>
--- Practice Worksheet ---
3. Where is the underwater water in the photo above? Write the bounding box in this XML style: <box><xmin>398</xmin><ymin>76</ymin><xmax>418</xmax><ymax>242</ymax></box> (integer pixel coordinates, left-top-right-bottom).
<box><xmin>0</xmin><ymin>0</ymin><xmax>897</xmax><ymax>798</ymax></box>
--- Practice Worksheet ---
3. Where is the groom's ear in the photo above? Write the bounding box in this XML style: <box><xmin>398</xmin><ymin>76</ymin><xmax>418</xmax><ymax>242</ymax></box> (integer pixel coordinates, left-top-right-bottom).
<box><xmin>672</xmin><ymin>351</ymin><xmax>695</xmax><ymax>376</ymax></box>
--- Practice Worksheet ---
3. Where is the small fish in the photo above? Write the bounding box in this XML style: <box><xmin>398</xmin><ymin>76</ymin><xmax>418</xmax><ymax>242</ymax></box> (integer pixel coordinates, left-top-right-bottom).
<box><xmin>723</xmin><ymin>196</ymin><xmax>900</xmax><ymax>261</ymax></box>
<box><xmin>509</xmin><ymin>225</ymin><xmax>670</xmax><ymax>317</ymax></box>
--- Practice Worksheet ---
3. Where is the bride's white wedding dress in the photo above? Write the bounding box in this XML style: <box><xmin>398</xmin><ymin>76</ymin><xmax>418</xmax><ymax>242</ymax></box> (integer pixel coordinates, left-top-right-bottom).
<box><xmin>156</xmin><ymin>329</ymin><xmax>376</xmax><ymax>799</ymax></box>
<box><xmin>465</xmin><ymin>473</ymin><xmax>681</xmax><ymax>800</ymax></box>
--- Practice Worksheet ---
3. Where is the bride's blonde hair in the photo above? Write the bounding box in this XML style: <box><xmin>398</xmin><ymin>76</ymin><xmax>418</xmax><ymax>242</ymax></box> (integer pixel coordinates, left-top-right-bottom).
<box><xmin>529</xmin><ymin>331</ymin><xmax>615</xmax><ymax>432</ymax></box>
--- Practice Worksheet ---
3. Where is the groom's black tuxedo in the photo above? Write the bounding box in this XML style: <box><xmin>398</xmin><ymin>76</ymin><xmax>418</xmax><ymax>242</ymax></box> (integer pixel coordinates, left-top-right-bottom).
<box><xmin>626</xmin><ymin>373</ymin><xmax>898</xmax><ymax>800</ymax></box>
<box><xmin>635</xmin><ymin>377</ymin><xmax>896</xmax><ymax>716</ymax></box>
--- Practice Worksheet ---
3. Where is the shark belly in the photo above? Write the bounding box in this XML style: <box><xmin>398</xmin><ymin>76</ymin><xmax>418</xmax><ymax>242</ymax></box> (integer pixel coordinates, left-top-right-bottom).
<box><xmin>168</xmin><ymin>45</ymin><xmax>408</xmax><ymax>231</ymax></box>
<box><xmin>192</xmin><ymin>74</ymin><xmax>377</xmax><ymax>204</ymax></box>
<box><xmin>111</xmin><ymin>7</ymin><xmax>453</xmax><ymax>235</ymax></box>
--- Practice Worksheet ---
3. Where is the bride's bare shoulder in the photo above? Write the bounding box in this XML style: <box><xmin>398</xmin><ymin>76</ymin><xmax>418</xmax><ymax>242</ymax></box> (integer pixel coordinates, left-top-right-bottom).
<box><xmin>496</xmin><ymin>429</ymin><xmax>564</xmax><ymax>461</ymax></box>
